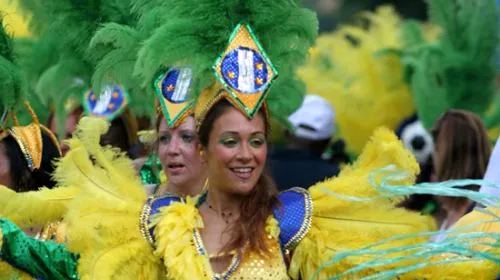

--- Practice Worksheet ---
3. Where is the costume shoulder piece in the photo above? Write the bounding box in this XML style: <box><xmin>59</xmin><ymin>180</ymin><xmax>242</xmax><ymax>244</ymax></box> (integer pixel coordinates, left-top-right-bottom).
<box><xmin>273</xmin><ymin>187</ymin><xmax>312</xmax><ymax>253</ymax></box>
<box><xmin>140</xmin><ymin>193</ymin><xmax>183</xmax><ymax>246</ymax></box>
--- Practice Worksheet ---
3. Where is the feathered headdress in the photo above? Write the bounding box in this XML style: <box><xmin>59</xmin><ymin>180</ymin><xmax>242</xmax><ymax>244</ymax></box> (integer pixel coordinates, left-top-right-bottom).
<box><xmin>402</xmin><ymin>0</ymin><xmax>499</xmax><ymax>130</ymax></box>
<box><xmin>87</xmin><ymin>1</ymin><xmax>186</xmax><ymax>128</ymax></box>
<box><xmin>15</xmin><ymin>0</ymin><xmax>150</xmax><ymax>137</ymax></box>
<box><xmin>133</xmin><ymin>0</ymin><xmax>318</xmax><ymax>128</ymax></box>
<box><xmin>0</xmin><ymin>17</ymin><xmax>61</xmax><ymax>169</ymax></box>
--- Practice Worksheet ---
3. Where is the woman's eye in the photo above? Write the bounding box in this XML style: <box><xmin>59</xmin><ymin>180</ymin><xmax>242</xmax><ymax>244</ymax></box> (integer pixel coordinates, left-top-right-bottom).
<box><xmin>159</xmin><ymin>135</ymin><xmax>171</xmax><ymax>144</ymax></box>
<box><xmin>220</xmin><ymin>138</ymin><xmax>239</xmax><ymax>148</ymax></box>
<box><xmin>250</xmin><ymin>137</ymin><xmax>265</xmax><ymax>148</ymax></box>
<box><xmin>181</xmin><ymin>133</ymin><xmax>194</xmax><ymax>143</ymax></box>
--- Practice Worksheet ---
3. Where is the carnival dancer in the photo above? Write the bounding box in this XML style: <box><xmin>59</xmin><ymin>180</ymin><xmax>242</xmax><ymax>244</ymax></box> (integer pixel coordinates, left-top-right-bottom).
<box><xmin>0</xmin><ymin>0</ymin><xmax>498</xmax><ymax>279</ymax></box>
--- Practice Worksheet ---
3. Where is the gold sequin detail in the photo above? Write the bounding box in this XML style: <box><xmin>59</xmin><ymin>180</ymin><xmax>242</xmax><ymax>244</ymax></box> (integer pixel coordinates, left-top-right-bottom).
<box><xmin>8</xmin><ymin>123</ymin><xmax>43</xmax><ymax>170</ymax></box>
<box><xmin>34</xmin><ymin>221</ymin><xmax>67</xmax><ymax>243</ymax></box>
<box><xmin>230</xmin><ymin>240</ymin><xmax>289</xmax><ymax>280</ymax></box>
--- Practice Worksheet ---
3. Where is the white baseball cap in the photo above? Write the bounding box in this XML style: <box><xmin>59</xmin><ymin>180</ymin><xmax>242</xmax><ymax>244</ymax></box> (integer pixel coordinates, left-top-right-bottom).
<box><xmin>287</xmin><ymin>94</ymin><xmax>336</xmax><ymax>141</ymax></box>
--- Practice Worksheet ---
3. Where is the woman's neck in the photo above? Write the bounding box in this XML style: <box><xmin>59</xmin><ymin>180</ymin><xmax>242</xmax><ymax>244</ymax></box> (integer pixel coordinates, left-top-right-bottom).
<box><xmin>444</xmin><ymin>200</ymin><xmax>473</xmax><ymax>228</ymax></box>
<box><xmin>157</xmin><ymin>176</ymin><xmax>206</xmax><ymax>197</ymax></box>
<box><xmin>205</xmin><ymin>187</ymin><xmax>242</xmax><ymax>218</ymax></box>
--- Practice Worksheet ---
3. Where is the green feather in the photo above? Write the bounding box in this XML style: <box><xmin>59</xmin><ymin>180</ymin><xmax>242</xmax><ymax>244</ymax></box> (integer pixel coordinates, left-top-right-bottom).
<box><xmin>0</xmin><ymin>16</ymin><xmax>28</xmax><ymax>121</ymax></box>
<box><xmin>404</xmin><ymin>0</ymin><xmax>498</xmax><ymax>129</ymax></box>
<box><xmin>14</xmin><ymin>0</ymin><xmax>145</xmax><ymax>127</ymax></box>
<box><xmin>134</xmin><ymin>0</ymin><xmax>318</xmax><ymax>122</ymax></box>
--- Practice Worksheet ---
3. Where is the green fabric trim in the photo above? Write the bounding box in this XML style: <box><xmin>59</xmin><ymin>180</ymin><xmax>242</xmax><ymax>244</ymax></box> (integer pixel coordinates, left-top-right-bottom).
<box><xmin>0</xmin><ymin>219</ymin><xmax>79</xmax><ymax>280</ymax></box>
<box><xmin>140</xmin><ymin>154</ymin><xmax>162</xmax><ymax>186</ymax></box>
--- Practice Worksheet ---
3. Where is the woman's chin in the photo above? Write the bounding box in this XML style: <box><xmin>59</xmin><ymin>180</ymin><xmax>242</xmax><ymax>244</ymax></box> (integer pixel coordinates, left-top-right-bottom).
<box><xmin>230</xmin><ymin>181</ymin><xmax>258</xmax><ymax>195</ymax></box>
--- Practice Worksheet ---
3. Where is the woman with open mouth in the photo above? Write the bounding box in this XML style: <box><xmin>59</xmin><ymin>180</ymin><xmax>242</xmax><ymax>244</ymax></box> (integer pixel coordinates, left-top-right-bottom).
<box><xmin>146</xmin><ymin>70</ymin><xmax>208</xmax><ymax>198</ymax></box>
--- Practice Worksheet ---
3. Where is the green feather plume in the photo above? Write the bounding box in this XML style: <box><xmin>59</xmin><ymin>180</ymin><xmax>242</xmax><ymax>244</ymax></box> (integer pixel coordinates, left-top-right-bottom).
<box><xmin>403</xmin><ymin>0</ymin><xmax>498</xmax><ymax>129</ymax></box>
<box><xmin>88</xmin><ymin>18</ymin><xmax>157</xmax><ymax>118</ymax></box>
<box><xmin>133</xmin><ymin>0</ymin><xmax>318</xmax><ymax>122</ymax></box>
<box><xmin>15</xmin><ymin>0</ymin><xmax>145</xmax><ymax>136</ymax></box>
<box><xmin>0</xmin><ymin>16</ymin><xmax>28</xmax><ymax>124</ymax></box>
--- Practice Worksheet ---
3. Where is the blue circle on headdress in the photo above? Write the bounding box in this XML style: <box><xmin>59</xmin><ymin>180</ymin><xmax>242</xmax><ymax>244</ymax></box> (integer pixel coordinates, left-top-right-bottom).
<box><xmin>161</xmin><ymin>68</ymin><xmax>192</xmax><ymax>104</ymax></box>
<box><xmin>86</xmin><ymin>85</ymin><xmax>126</xmax><ymax>117</ymax></box>
<box><xmin>221</xmin><ymin>47</ymin><xmax>269</xmax><ymax>94</ymax></box>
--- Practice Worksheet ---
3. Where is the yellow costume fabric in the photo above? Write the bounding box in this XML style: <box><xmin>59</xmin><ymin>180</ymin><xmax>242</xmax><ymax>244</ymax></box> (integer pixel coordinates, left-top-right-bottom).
<box><xmin>153</xmin><ymin>198</ymin><xmax>289</xmax><ymax>280</ymax></box>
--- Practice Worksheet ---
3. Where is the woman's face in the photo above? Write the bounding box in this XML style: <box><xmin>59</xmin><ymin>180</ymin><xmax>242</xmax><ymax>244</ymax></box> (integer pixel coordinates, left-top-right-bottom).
<box><xmin>157</xmin><ymin>116</ymin><xmax>204</xmax><ymax>187</ymax></box>
<box><xmin>204</xmin><ymin>107</ymin><xmax>267</xmax><ymax>195</ymax></box>
<box><xmin>0</xmin><ymin>141</ymin><xmax>13</xmax><ymax>187</ymax></box>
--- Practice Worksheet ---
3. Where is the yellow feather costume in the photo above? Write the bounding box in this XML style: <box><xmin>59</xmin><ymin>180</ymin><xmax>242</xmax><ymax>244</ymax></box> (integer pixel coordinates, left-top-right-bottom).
<box><xmin>298</xmin><ymin>6</ymin><xmax>440</xmax><ymax>155</ymax></box>
<box><xmin>50</xmin><ymin>118</ymin><xmax>436</xmax><ymax>279</ymax></box>
<box><xmin>53</xmin><ymin>117</ymin><xmax>162</xmax><ymax>279</ymax></box>
<box><xmin>2</xmin><ymin>117</ymin><xmax>496</xmax><ymax>279</ymax></box>
<box><xmin>0</xmin><ymin>186</ymin><xmax>78</xmax><ymax>229</ymax></box>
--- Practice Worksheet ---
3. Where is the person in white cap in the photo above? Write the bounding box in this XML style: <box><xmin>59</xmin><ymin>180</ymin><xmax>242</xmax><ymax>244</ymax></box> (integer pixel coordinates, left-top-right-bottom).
<box><xmin>268</xmin><ymin>94</ymin><xmax>340</xmax><ymax>191</ymax></box>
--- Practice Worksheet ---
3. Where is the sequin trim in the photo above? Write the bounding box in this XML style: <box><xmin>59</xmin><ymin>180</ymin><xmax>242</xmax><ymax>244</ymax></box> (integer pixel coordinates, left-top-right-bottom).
<box><xmin>284</xmin><ymin>187</ymin><xmax>313</xmax><ymax>250</ymax></box>
<box><xmin>195</xmin><ymin>88</ymin><xmax>270</xmax><ymax>133</ymax></box>
<box><xmin>7</xmin><ymin>128</ymin><xmax>34</xmax><ymax>170</ymax></box>
<box><xmin>193</xmin><ymin>228</ymin><xmax>206</xmax><ymax>255</ymax></box>
<box><xmin>192</xmin><ymin>227</ymin><xmax>242</xmax><ymax>280</ymax></box>
<box><xmin>139</xmin><ymin>197</ymin><xmax>154</xmax><ymax>246</ymax></box>
<box><xmin>213</xmin><ymin>253</ymin><xmax>241</xmax><ymax>280</ymax></box>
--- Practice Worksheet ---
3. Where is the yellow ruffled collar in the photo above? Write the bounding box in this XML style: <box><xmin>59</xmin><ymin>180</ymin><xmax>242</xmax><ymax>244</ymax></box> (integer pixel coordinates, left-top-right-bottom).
<box><xmin>152</xmin><ymin>195</ymin><xmax>280</xmax><ymax>280</ymax></box>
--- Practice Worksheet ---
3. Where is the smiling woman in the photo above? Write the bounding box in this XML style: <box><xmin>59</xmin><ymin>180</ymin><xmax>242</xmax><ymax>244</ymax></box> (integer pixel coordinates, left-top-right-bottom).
<box><xmin>197</xmin><ymin>99</ymin><xmax>279</xmax><ymax>271</ymax></box>
<box><xmin>0</xmin><ymin>0</ymin><xmax>498</xmax><ymax>279</ymax></box>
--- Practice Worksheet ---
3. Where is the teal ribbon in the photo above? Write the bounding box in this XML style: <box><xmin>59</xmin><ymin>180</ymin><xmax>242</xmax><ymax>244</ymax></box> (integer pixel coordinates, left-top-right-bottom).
<box><xmin>311</xmin><ymin>165</ymin><xmax>500</xmax><ymax>280</ymax></box>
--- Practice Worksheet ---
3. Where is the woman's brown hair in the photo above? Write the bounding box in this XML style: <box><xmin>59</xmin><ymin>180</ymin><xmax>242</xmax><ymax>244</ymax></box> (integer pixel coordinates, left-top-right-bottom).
<box><xmin>198</xmin><ymin>99</ymin><xmax>279</xmax><ymax>255</ymax></box>
<box><xmin>432</xmin><ymin>109</ymin><xmax>491</xmax><ymax>206</ymax></box>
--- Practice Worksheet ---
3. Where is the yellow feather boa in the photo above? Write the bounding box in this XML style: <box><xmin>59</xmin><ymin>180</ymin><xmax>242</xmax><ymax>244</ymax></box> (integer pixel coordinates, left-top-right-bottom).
<box><xmin>153</xmin><ymin>196</ymin><xmax>282</xmax><ymax>280</ymax></box>
<box><xmin>0</xmin><ymin>185</ymin><xmax>79</xmax><ymax>229</ymax></box>
<box><xmin>54</xmin><ymin>117</ymin><xmax>162</xmax><ymax>279</ymax></box>
<box><xmin>153</xmin><ymin>197</ymin><xmax>210</xmax><ymax>280</ymax></box>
